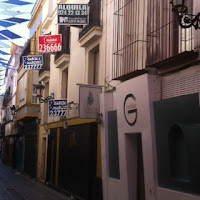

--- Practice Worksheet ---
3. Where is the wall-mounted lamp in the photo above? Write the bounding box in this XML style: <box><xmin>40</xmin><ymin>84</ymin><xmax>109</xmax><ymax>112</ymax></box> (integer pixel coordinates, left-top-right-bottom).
<box><xmin>36</xmin><ymin>118</ymin><xmax>41</xmax><ymax>125</ymax></box>
<box><xmin>171</xmin><ymin>0</ymin><xmax>200</xmax><ymax>29</ymax></box>
<box><xmin>67</xmin><ymin>101</ymin><xmax>79</xmax><ymax>109</ymax></box>
<box><xmin>34</xmin><ymin>82</ymin><xmax>54</xmax><ymax>103</ymax></box>
<box><xmin>10</xmin><ymin>105</ymin><xmax>16</xmax><ymax>117</ymax></box>
<box><xmin>96</xmin><ymin>113</ymin><xmax>103</xmax><ymax>125</ymax></box>
<box><xmin>63</xmin><ymin>121</ymin><xmax>68</xmax><ymax>129</ymax></box>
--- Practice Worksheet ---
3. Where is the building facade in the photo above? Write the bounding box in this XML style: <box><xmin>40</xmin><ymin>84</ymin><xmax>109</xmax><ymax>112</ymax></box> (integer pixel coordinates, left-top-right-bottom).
<box><xmin>1</xmin><ymin>45</ymin><xmax>22</xmax><ymax>169</ymax></box>
<box><xmin>2</xmin><ymin>0</ymin><xmax>200</xmax><ymax>200</ymax></box>
<box><xmin>100</xmin><ymin>0</ymin><xmax>200</xmax><ymax>200</ymax></box>
<box><xmin>28</xmin><ymin>0</ymin><xmax>103</xmax><ymax>199</ymax></box>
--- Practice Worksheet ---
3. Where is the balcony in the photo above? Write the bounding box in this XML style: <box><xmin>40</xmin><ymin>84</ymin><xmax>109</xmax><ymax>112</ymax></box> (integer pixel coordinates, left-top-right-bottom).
<box><xmin>39</xmin><ymin>54</ymin><xmax>50</xmax><ymax>82</ymax></box>
<box><xmin>54</xmin><ymin>26</ymin><xmax>70</xmax><ymax>68</ymax></box>
<box><xmin>146</xmin><ymin>7</ymin><xmax>199</xmax><ymax>74</ymax></box>
<box><xmin>15</xmin><ymin>105</ymin><xmax>40</xmax><ymax>121</ymax></box>
<box><xmin>2</xmin><ymin>87</ymin><xmax>11</xmax><ymax>108</ymax></box>
<box><xmin>19</xmin><ymin>39</ymin><xmax>31</xmax><ymax>67</ymax></box>
<box><xmin>79</xmin><ymin>0</ymin><xmax>102</xmax><ymax>47</ymax></box>
<box><xmin>112</xmin><ymin>0</ymin><xmax>200</xmax><ymax>81</ymax></box>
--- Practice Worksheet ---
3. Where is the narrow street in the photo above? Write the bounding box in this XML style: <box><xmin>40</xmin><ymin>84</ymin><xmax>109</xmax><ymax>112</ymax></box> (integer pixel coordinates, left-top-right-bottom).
<box><xmin>0</xmin><ymin>161</ymin><xmax>68</xmax><ymax>200</ymax></box>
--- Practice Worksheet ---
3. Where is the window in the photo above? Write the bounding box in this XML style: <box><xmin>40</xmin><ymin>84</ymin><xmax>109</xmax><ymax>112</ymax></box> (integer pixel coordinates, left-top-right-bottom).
<box><xmin>94</xmin><ymin>51</ymin><xmax>99</xmax><ymax>84</ymax></box>
<box><xmin>31</xmin><ymin>25</ymin><xmax>41</xmax><ymax>55</ymax></box>
<box><xmin>32</xmin><ymin>71</ymin><xmax>39</xmax><ymax>104</ymax></box>
<box><xmin>147</xmin><ymin>0</ymin><xmax>194</xmax><ymax>66</ymax></box>
<box><xmin>54</xmin><ymin>25</ymin><xmax>70</xmax><ymax>62</ymax></box>
<box><xmin>154</xmin><ymin>93</ymin><xmax>200</xmax><ymax>195</ymax></box>
<box><xmin>17</xmin><ymin>74</ymin><xmax>27</xmax><ymax>108</ymax></box>
<box><xmin>168</xmin><ymin>124</ymin><xmax>190</xmax><ymax>182</ymax></box>
<box><xmin>61</xmin><ymin>69</ymin><xmax>68</xmax><ymax>99</ymax></box>
<box><xmin>43</xmin><ymin>82</ymin><xmax>49</xmax><ymax>123</ymax></box>
<box><xmin>88</xmin><ymin>45</ymin><xmax>99</xmax><ymax>85</ymax></box>
<box><xmin>32</xmin><ymin>86</ymin><xmax>38</xmax><ymax>104</ymax></box>
<box><xmin>113</xmin><ymin>0</ymin><xmax>146</xmax><ymax>79</ymax></box>
<box><xmin>108</xmin><ymin>110</ymin><xmax>120</xmax><ymax>179</ymax></box>
<box><xmin>31</xmin><ymin>32</ymin><xmax>37</xmax><ymax>54</ymax></box>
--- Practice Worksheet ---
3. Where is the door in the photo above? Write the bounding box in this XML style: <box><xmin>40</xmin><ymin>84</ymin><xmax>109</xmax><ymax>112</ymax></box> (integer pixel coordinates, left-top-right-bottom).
<box><xmin>16</xmin><ymin>138</ymin><xmax>23</xmax><ymax>172</ymax></box>
<box><xmin>46</xmin><ymin>129</ymin><xmax>57</xmax><ymax>185</ymax></box>
<box><xmin>40</xmin><ymin>137</ymin><xmax>47</xmax><ymax>181</ymax></box>
<box><xmin>125</xmin><ymin>134</ymin><xmax>145</xmax><ymax>200</ymax></box>
<box><xmin>24</xmin><ymin>135</ymin><xmax>37</xmax><ymax>178</ymax></box>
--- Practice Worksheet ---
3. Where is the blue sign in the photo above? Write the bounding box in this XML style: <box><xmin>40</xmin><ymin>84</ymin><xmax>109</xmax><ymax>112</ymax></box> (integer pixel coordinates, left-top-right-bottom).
<box><xmin>48</xmin><ymin>99</ymin><xmax>67</xmax><ymax>117</ymax></box>
<box><xmin>23</xmin><ymin>55</ymin><xmax>43</xmax><ymax>70</ymax></box>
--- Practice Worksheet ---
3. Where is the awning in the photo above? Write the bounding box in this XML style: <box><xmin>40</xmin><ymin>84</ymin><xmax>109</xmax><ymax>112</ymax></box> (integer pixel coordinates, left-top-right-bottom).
<box><xmin>0</xmin><ymin>0</ymin><xmax>35</xmax><ymax>97</ymax></box>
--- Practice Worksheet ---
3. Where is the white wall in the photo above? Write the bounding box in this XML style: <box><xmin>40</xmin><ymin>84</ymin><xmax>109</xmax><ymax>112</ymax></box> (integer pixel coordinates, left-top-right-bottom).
<box><xmin>100</xmin><ymin>74</ymin><xmax>159</xmax><ymax>200</ymax></box>
<box><xmin>40</xmin><ymin>0</ymin><xmax>89</xmax><ymax>122</ymax></box>
<box><xmin>67</xmin><ymin>27</ymin><xmax>85</xmax><ymax>105</ymax></box>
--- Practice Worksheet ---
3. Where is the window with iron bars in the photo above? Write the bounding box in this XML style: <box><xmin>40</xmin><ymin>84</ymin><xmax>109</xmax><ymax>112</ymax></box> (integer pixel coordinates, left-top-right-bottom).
<box><xmin>147</xmin><ymin>0</ymin><xmax>194</xmax><ymax>67</ymax></box>
<box><xmin>112</xmin><ymin>0</ymin><xmax>198</xmax><ymax>80</ymax></box>
<box><xmin>79</xmin><ymin>0</ymin><xmax>103</xmax><ymax>39</ymax></box>
<box><xmin>112</xmin><ymin>0</ymin><xmax>147</xmax><ymax>80</ymax></box>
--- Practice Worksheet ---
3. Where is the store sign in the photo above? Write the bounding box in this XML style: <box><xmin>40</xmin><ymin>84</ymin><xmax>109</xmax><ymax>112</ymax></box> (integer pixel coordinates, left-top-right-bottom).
<box><xmin>79</xmin><ymin>85</ymin><xmax>102</xmax><ymax>119</ymax></box>
<box><xmin>38</xmin><ymin>35</ymin><xmax>62</xmax><ymax>53</ymax></box>
<box><xmin>23</xmin><ymin>55</ymin><xmax>43</xmax><ymax>70</ymax></box>
<box><xmin>48</xmin><ymin>99</ymin><xmax>67</xmax><ymax>117</ymax></box>
<box><xmin>123</xmin><ymin>94</ymin><xmax>137</xmax><ymax>126</ymax></box>
<box><xmin>57</xmin><ymin>4</ymin><xmax>88</xmax><ymax>25</ymax></box>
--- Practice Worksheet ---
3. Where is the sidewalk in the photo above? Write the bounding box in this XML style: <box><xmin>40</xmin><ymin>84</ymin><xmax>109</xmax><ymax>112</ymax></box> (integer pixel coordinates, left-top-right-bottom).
<box><xmin>0</xmin><ymin>161</ymin><xmax>69</xmax><ymax>200</ymax></box>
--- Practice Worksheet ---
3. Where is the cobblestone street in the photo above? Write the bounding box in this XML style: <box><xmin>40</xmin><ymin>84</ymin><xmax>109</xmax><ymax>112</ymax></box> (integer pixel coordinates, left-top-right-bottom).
<box><xmin>0</xmin><ymin>161</ymin><xmax>69</xmax><ymax>200</ymax></box>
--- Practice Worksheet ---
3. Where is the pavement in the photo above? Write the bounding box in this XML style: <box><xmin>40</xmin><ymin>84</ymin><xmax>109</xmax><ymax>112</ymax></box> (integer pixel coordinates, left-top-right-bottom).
<box><xmin>0</xmin><ymin>161</ymin><xmax>70</xmax><ymax>200</ymax></box>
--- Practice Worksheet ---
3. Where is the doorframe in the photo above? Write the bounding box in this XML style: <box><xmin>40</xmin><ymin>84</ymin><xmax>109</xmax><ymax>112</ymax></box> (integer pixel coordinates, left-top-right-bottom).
<box><xmin>125</xmin><ymin>133</ymin><xmax>145</xmax><ymax>200</ymax></box>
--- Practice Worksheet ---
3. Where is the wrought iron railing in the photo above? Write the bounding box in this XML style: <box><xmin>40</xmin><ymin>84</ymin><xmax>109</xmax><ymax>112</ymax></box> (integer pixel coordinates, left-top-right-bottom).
<box><xmin>79</xmin><ymin>0</ymin><xmax>102</xmax><ymax>39</ymax></box>
<box><xmin>54</xmin><ymin>26</ymin><xmax>70</xmax><ymax>62</ymax></box>
<box><xmin>39</xmin><ymin>54</ymin><xmax>50</xmax><ymax>76</ymax></box>
<box><xmin>20</xmin><ymin>39</ymin><xmax>31</xmax><ymax>67</ymax></box>
<box><xmin>112</xmin><ymin>0</ymin><xmax>147</xmax><ymax>80</ymax></box>
<box><xmin>112</xmin><ymin>0</ymin><xmax>200</xmax><ymax>80</ymax></box>
<box><xmin>146</xmin><ymin>0</ymin><xmax>195</xmax><ymax>67</ymax></box>
<box><xmin>2</xmin><ymin>87</ymin><xmax>11</xmax><ymax>107</ymax></box>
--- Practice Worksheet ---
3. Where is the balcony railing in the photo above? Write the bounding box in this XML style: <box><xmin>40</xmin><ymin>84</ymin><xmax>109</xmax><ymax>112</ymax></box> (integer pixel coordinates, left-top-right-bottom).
<box><xmin>146</xmin><ymin>0</ymin><xmax>197</xmax><ymax>68</ymax></box>
<box><xmin>20</xmin><ymin>39</ymin><xmax>31</xmax><ymax>67</ymax></box>
<box><xmin>112</xmin><ymin>0</ymin><xmax>200</xmax><ymax>81</ymax></box>
<box><xmin>2</xmin><ymin>87</ymin><xmax>11</xmax><ymax>108</ymax></box>
<box><xmin>79</xmin><ymin>0</ymin><xmax>102</xmax><ymax>39</ymax></box>
<box><xmin>112</xmin><ymin>0</ymin><xmax>147</xmax><ymax>80</ymax></box>
<box><xmin>39</xmin><ymin>54</ymin><xmax>50</xmax><ymax>76</ymax></box>
<box><xmin>54</xmin><ymin>26</ymin><xmax>70</xmax><ymax>63</ymax></box>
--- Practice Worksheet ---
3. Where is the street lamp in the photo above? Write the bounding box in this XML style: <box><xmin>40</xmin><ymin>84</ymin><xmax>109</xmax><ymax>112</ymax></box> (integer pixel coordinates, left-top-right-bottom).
<box><xmin>34</xmin><ymin>82</ymin><xmax>54</xmax><ymax>103</ymax></box>
<box><xmin>171</xmin><ymin>0</ymin><xmax>200</xmax><ymax>29</ymax></box>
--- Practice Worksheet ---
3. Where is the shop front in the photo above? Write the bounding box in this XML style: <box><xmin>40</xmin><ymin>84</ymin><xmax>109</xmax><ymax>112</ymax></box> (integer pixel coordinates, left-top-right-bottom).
<box><xmin>46</xmin><ymin>119</ymin><xmax>102</xmax><ymax>200</ymax></box>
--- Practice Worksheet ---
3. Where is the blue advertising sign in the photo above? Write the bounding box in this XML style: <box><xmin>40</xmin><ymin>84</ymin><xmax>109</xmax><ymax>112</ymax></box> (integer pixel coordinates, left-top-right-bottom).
<box><xmin>23</xmin><ymin>55</ymin><xmax>43</xmax><ymax>70</ymax></box>
<box><xmin>48</xmin><ymin>99</ymin><xmax>67</xmax><ymax>117</ymax></box>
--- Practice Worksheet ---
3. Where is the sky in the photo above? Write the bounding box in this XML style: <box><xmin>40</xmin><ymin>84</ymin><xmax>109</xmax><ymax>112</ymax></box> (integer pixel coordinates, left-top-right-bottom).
<box><xmin>0</xmin><ymin>0</ymin><xmax>36</xmax><ymax>95</ymax></box>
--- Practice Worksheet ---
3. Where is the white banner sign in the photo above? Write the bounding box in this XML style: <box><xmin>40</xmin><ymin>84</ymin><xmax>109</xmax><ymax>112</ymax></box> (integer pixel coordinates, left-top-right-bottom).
<box><xmin>79</xmin><ymin>85</ymin><xmax>102</xmax><ymax>119</ymax></box>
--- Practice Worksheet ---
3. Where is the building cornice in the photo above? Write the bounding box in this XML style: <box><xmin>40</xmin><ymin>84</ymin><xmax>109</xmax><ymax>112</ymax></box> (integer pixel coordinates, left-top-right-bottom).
<box><xmin>28</xmin><ymin>0</ymin><xmax>43</xmax><ymax>29</ymax></box>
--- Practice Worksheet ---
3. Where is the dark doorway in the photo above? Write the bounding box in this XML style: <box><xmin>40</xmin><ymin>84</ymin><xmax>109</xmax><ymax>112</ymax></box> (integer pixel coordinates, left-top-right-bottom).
<box><xmin>58</xmin><ymin>123</ymin><xmax>98</xmax><ymax>200</ymax></box>
<box><xmin>125</xmin><ymin>134</ymin><xmax>145</xmax><ymax>200</ymax></box>
<box><xmin>46</xmin><ymin>128</ymin><xmax>57</xmax><ymax>185</ymax></box>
